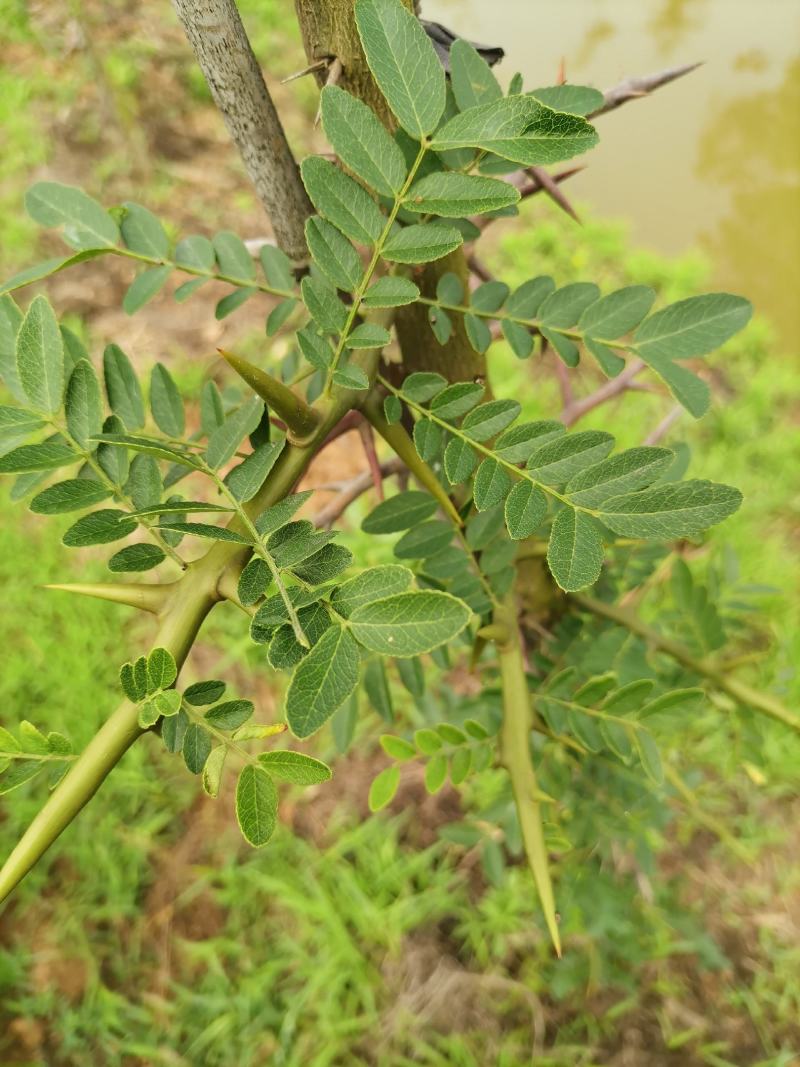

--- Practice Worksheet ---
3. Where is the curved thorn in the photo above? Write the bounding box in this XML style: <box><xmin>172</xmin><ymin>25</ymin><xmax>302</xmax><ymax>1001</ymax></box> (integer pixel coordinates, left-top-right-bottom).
<box><xmin>43</xmin><ymin>582</ymin><xmax>172</xmax><ymax>615</ymax></box>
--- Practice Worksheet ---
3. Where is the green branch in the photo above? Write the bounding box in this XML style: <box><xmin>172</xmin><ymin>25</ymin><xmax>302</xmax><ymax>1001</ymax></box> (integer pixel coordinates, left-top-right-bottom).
<box><xmin>572</xmin><ymin>593</ymin><xmax>800</xmax><ymax>734</ymax></box>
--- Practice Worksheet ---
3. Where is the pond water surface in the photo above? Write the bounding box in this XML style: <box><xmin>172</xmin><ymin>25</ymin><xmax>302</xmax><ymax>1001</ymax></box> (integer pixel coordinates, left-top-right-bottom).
<box><xmin>425</xmin><ymin>0</ymin><xmax>800</xmax><ymax>349</ymax></box>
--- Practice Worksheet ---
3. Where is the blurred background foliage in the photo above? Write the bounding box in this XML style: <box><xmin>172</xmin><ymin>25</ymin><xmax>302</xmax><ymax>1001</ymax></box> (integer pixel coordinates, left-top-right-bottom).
<box><xmin>0</xmin><ymin>1</ymin><xmax>798</xmax><ymax>1064</ymax></box>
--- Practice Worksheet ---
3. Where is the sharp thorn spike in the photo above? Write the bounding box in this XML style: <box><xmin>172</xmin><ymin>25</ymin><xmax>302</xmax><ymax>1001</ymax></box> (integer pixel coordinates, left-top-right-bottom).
<box><xmin>42</xmin><ymin>582</ymin><xmax>171</xmax><ymax>615</ymax></box>
<box><xmin>218</xmin><ymin>349</ymin><xmax>321</xmax><ymax>442</ymax></box>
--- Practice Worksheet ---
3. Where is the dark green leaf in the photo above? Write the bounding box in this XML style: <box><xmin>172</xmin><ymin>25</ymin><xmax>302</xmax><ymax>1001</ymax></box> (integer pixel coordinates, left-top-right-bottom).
<box><xmin>331</xmin><ymin>564</ymin><xmax>413</xmax><ymax>617</ymax></box>
<box><xmin>29</xmin><ymin>478</ymin><xmax>111</xmax><ymax>514</ymax></box>
<box><xmin>119</xmin><ymin>201</ymin><xmax>170</xmax><ymax>257</ymax></box>
<box><xmin>235</xmin><ymin>765</ymin><xmax>278</xmax><ymax>845</ymax></box>
<box><xmin>362</xmin><ymin>490</ymin><xmax>437</xmax><ymax>533</ymax></box>
<box><xmin>362</xmin><ymin>276</ymin><xmax>420</xmax><ymax>308</ymax></box>
<box><xmin>286</xmin><ymin>624</ymin><xmax>361</xmax><ymax>738</ymax></box>
<box><xmin>108</xmin><ymin>544</ymin><xmax>166</xmax><ymax>572</ymax></box>
<box><xmin>259</xmin><ymin>750</ymin><xmax>332</xmax><ymax>785</ymax></box>
<box><xmin>305</xmin><ymin>216</ymin><xmax>362</xmax><ymax>291</ymax></box>
<box><xmin>504</xmin><ymin>480</ymin><xmax>547</xmax><ymax>539</ymax></box>
<box><xmin>225</xmin><ymin>441</ymin><xmax>283</xmax><ymax>502</ymax></box>
<box><xmin>63</xmin><ymin>508</ymin><xmax>136</xmax><ymax>547</ymax></box>
<box><xmin>205</xmin><ymin>396</ymin><xmax>264</xmax><ymax>468</ymax></box>
<box><xmin>65</xmin><ymin>359</ymin><xmax>103</xmax><ymax>450</ymax></box>
<box><xmin>0</xmin><ymin>442</ymin><xmax>75</xmax><ymax>474</ymax></box>
<box><xmin>123</xmin><ymin>266</ymin><xmax>171</xmax><ymax>314</ymax></box>
<box><xmin>406</xmin><ymin>172</ymin><xmax>519</xmax><ymax>217</ymax></box>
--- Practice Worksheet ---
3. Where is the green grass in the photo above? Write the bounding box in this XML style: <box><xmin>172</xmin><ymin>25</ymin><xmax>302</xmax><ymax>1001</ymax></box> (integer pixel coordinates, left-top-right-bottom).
<box><xmin>0</xmin><ymin>4</ymin><xmax>798</xmax><ymax>1065</ymax></box>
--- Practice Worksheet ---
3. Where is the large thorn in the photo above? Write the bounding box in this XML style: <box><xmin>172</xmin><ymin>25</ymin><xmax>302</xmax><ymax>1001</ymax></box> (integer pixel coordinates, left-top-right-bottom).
<box><xmin>590</xmin><ymin>62</ymin><xmax>703</xmax><ymax>117</ymax></box>
<box><xmin>43</xmin><ymin>582</ymin><xmax>171</xmax><ymax>615</ymax></box>
<box><xmin>219</xmin><ymin>349</ymin><xmax>321</xmax><ymax>442</ymax></box>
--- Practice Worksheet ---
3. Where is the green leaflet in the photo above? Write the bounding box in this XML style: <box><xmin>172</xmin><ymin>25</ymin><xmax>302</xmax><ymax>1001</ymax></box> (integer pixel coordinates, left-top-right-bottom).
<box><xmin>382</xmin><ymin>224</ymin><xmax>463</xmax><ymax>264</ymax></box>
<box><xmin>528</xmin><ymin>84</ymin><xmax>604</xmax><ymax>116</ymax></box>
<box><xmin>597</xmin><ymin>480</ymin><xmax>742</xmax><ymax>539</ymax></box>
<box><xmin>15</xmin><ymin>295</ymin><xmax>64</xmax><ymax>415</ymax></box>
<box><xmin>526</xmin><ymin>430</ymin><xmax>614</xmax><ymax>485</ymax></box>
<box><xmin>238</xmin><ymin>557</ymin><xmax>271</xmax><ymax>606</ymax></box>
<box><xmin>119</xmin><ymin>201</ymin><xmax>170</xmax><ymax>258</ymax></box>
<box><xmin>449</xmin><ymin>39</ymin><xmax>502</xmax><ymax>111</ymax></box>
<box><xmin>205</xmin><ymin>700</ymin><xmax>253</xmax><ymax>730</ymax></box>
<box><xmin>504</xmin><ymin>481</ymin><xmax>547</xmax><ymax>539</ymax></box>
<box><xmin>579</xmin><ymin>285</ymin><xmax>655</xmax><ymax>339</ymax></box>
<box><xmin>495</xmin><ymin>420</ymin><xmax>564</xmax><ymax>462</ymax></box>
<box><xmin>394</xmin><ymin>519</ymin><xmax>453</xmax><ymax>559</ymax></box>
<box><xmin>0</xmin><ymin>442</ymin><xmax>75</xmax><ymax>474</ymax></box>
<box><xmin>108</xmin><ymin>544</ymin><xmax>165</xmax><ymax>572</ymax></box>
<box><xmin>547</xmin><ymin>509</ymin><xmax>604</xmax><ymax>592</ymax></box>
<box><xmin>260</xmin><ymin>245</ymin><xmax>294</xmax><ymax>290</ymax></box>
<box><xmin>349</xmin><ymin>590</ymin><xmax>471</xmax><ymax>656</ymax></box>
<box><xmin>174</xmin><ymin>234</ymin><xmax>215</xmax><ymax>271</ymax></box>
<box><xmin>430</xmin><ymin>381</ymin><xmax>484</xmax><ymax>419</ymax></box>
<box><xmin>63</xmin><ymin>509</ymin><xmax>137</xmax><ymax>547</ymax></box>
<box><xmin>235</xmin><ymin>765</ymin><xmax>278</xmax><ymax>846</ymax></box>
<box><xmin>301</xmin><ymin>276</ymin><xmax>348</xmax><ymax>333</ymax></box>
<box><xmin>565</xmin><ymin>447</ymin><xmax>673</xmax><ymax>508</ymax></box>
<box><xmin>431</xmin><ymin>96</ymin><xmax>598</xmax><ymax>166</ymax></box>
<box><xmin>634</xmin><ymin>293</ymin><xmax>752</xmax><ymax>361</ymax></box>
<box><xmin>346</xmin><ymin>323</ymin><xmax>391</xmax><ymax>349</ymax></box>
<box><xmin>331</xmin><ymin>565</ymin><xmax>414</xmax><ymax>618</ymax></box>
<box><xmin>540</xmin><ymin>283</ymin><xmax>600</xmax><ymax>328</ymax></box>
<box><xmin>405</xmin><ymin>173</ymin><xmax>520</xmax><ymax>217</ymax></box>
<box><xmin>258</xmin><ymin>751</ymin><xmax>332</xmax><ymax>785</ymax></box>
<box><xmin>126</xmin><ymin>454</ymin><xmax>163</xmax><ymax>510</ymax></box>
<box><xmin>362</xmin><ymin>490</ymin><xmax>438</xmax><ymax>533</ymax></box>
<box><xmin>444</xmin><ymin>437</ymin><xmax>478</xmax><ymax>484</ymax></box>
<box><xmin>25</xmin><ymin>181</ymin><xmax>120</xmax><ymax>250</ymax></box>
<box><xmin>205</xmin><ymin>396</ymin><xmax>264</xmax><ymax>468</ymax></box>
<box><xmin>355</xmin><ymin>0</ymin><xmax>445</xmax><ymax>137</ymax></box>
<box><xmin>286</xmin><ymin>624</ymin><xmax>361</xmax><ymax>739</ymax></box>
<box><xmin>300</xmin><ymin>157</ymin><xmax>385</xmax><ymax>246</ymax></box>
<box><xmin>29</xmin><ymin>478</ymin><xmax>112</xmax><ymax>514</ymax></box>
<box><xmin>319</xmin><ymin>85</ymin><xmax>407</xmax><ymax>198</ymax></box>
<box><xmin>462</xmin><ymin>399</ymin><xmax>521</xmax><ymax>441</ymax></box>
<box><xmin>213</xmin><ymin>231</ymin><xmax>256</xmax><ymax>281</ymax></box>
<box><xmin>292</xmin><ymin>543</ymin><xmax>353</xmax><ymax>585</ymax></box>
<box><xmin>65</xmin><ymin>360</ymin><xmax>103</xmax><ymax>450</ymax></box>
<box><xmin>150</xmin><ymin>363</ymin><xmax>185</xmax><ymax>438</ymax></box>
<box><xmin>160</xmin><ymin>522</ymin><xmax>249</xmax><ymax>543</ymax></box>
<box><xmin>305</xmin><ymin>216</ymin><xmax>362</xmax><ymax>292</ymax></box>
<box><xmin>183</xmin><ymin>723</ymin><xmax>212</xmax><ymax>775</ymax></box>
<box><xmin>123</xmin><ymin>266</ymin><xmax>171</xmax><ymax>315</ymax></box>
<box><xmin>93</xmin><ymin>432</ymin><xmax>201</xmax><ymax>469</ymax></box>
<box><xmin>473</xmin><ymin>458</ymin><xmax>512</xmax><ymax>511</ymax></box>
<box><xmin>103</xmin><ymin>344</ymin><xmax>145</xmax><ymax>430</ymax></box>
<box><xmin>184</xmin><ymin>680</ymin><xmax>226</xmax><ymax>706</ymax></box>
<box><xmin>368</xmin><ymin>765</ymin><xmax>400</xmax><ymax>811</ymax></box>
<box><xmin>362</xmin><ymin>276</ymin><xmax>420</xmax><ymax>308</ymax></box>
<box><xmin>147</xmin><ymin>647</ymin><xmax>177</xmax><ymax>692</ymax></box>
<box><xmin>225</xmin><ymin>441</ymin><xmax>283</xmax><ymax>502</ymax></box>
<box><xmin>506</xmin><ymin>276</ymin><xmax>555</xmax><ymax>317</ymax></box>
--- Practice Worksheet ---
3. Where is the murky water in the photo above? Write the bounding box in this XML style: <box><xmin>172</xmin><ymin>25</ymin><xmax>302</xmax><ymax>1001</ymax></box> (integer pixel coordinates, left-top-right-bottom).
<box><xmin>425</xmin><ymin>0</ymin><xmax>800</xmax><ymax>349</ymax></box>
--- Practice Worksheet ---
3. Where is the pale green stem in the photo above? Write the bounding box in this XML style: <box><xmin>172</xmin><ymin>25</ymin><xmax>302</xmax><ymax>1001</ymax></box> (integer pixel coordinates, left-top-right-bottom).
<box><xmin>324</xmin><ymin>140</ymin><xmax>429</xmax><ymax>394</ymax></box>
<box><xmin>572</xmin><ymin>593</ymin><xmax>800</xmax><ymax>734</ymax></box>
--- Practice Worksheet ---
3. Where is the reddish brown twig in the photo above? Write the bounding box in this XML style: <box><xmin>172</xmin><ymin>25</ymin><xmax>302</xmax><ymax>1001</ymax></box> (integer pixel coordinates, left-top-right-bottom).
<box><xmin>313</xmin><ymin>457</ymin><xmax>404</xmax><ymax>528</ymax></box>
<box><xmin>467</xmin><ymin>252</ymin><xmax>494</xmax><ymax>283</ymax></box>
<box><xmin>358</xmin><ymin>420</ymin><xmax>385</xmax><ymax>503</ymax></box>
<box><xmin>644</xmin><ymin>405</ymin><xmax>683</xmax><ymax>445</ymax></box>
<box><xmin>561</xmin><ymin>358</ymin><xmax>646</xmax><ymax>427</ymax></box>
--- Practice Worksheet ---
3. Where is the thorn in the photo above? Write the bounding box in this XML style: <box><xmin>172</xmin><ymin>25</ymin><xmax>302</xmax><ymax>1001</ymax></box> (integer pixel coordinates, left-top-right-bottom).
<box><xmin>528</xmin><ymin>166</ymin><xmax>581</xmax><ymax>223</ymax></box>
<box><xmin>219</xmin><ymin>349</ymin><xmax>321</xmax><ymax>442</ymax></box>
<box><xmin>315</xmin><ymin>56</ymin><xmax>343</xmax><ymax>127</ymax></box>
<box><xmin>592</xmin><ymin>61</ymin><xmax>703</xmax><ymax>117</ymax></box>
<box><xmin>43</xmin><ymin>582</ymin><xmax>171</xmax><ymax>615</ymax></box>
<box><xmin>556</xmin><ymin>57</ymin><xmax>566</xmax><ymax>85</ymax></box>
<box><xmin>281</xmin><ymin>58</ymin><xmax>328</xmax><ymax>84</ymax></box>
<box><xmin>358</xmin><ymin>421</ymin><xmax>384</xmax><ymax>502</ymax></box>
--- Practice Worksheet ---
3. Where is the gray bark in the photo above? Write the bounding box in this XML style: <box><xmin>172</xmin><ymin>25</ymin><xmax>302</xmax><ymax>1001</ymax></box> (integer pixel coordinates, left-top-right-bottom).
<box><xmin>172</xmin><ymin>0</ymin><xmax>312</xmax><ymax>262</ymax></box>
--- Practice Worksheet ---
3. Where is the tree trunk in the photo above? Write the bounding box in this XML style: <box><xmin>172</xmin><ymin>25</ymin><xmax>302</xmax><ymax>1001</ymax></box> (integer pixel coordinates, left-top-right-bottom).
<box><xmin>293</xmin><ymin>0</ymin><xmax>486</xmax><ymax>384</ymax></box>
<box><xmin>173</xmin><ymin>0</ymin><xmax>312</xmax><ymax>262</ymax></box>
